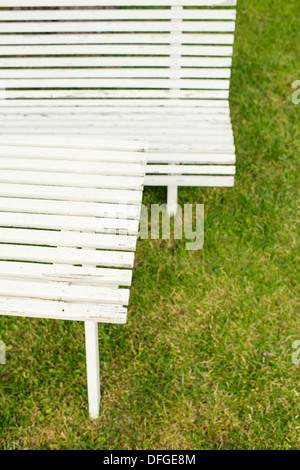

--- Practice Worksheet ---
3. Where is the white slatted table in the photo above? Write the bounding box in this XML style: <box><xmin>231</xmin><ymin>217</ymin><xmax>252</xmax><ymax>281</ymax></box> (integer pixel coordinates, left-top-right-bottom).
<box><xmin>0</xmin><ymin>134</ymin><xmax>147</xmax><ymax>418</ymax></box>
<box><xmin>0</xmin><ymin>0</ymin><xmax>237</xmax><ymax>215</ymax></box>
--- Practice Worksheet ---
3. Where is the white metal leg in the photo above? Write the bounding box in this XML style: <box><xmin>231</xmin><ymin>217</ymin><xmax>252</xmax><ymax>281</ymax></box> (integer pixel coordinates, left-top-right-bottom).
<box><xmin>84</xmin><ymin>320</ymin><xmax>100</xmax><ymax>419</ymax></box>
<box><xmin>167</xmin><ymin>185</ymin><xmax>178</xmax><ymax>216</ymax></box>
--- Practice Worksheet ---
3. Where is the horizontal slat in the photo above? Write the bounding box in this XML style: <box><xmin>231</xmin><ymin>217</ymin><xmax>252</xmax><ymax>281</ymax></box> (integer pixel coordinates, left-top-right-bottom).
<box><xmin>0</xmin><ymin>279</ymin><xmax>130</xmax><ymax>305</ymax></box>
<box><xmin>0</xmin><ymin>169</ymin><xmax>143</xmax><ymax>190</ymax></box>
<box><xmin>0</xmin><ymin>136</ymin><xmax>234</xmax><ymax>153</ymax></box>
<box><xmin>0</xmin><ymin>115</ymin><xmax>232</xmax><ymax>125</ymax></box>
<box><xmin>2</xmin><ymin>90</ymin><xmax>229</xmax><ymax>99</ymax></box>
<box><xmin>0</xmin><ymin>228</ymin><xmax>137</xmax><ymax>251</ymax></box>
<box><xmin>77</xmin><ymin>130</ymin><xmax>234</xmax><ymax>142</ymax></box>
<box><xmin>145</xmin><ymin>174</ymin><xmax>234</xmax><ymax>186</ymax></box>
<box><xmin>147</xmin><ymin>152</ymin><xmax>235</xmax><ymax>164</ymax></box>
<box><xmin>0</xmin><ymin>45</ymin><xmax>233</xmax><ymax>56</ymax></box>
<box><xmin>0</xmin><ymin>122</ymin><xmax>232</xmax><ymax>134</ymax></box>
<box><xmin>0</xmin><ymin>211</ymin><xmax>139</xmax><ymax>234</ymax></box>
<box><xmin>3</xmin><ymin>78</ymin><xmax>230</xmax><ymax>90</ymax></box>
<box><xmin>0</xmin><ymin>99</ymin><xmax>230</xmax><ymax>108</ymax></box>
<box><xmin>0</xmin><ymin>106</ymin><xmax>231</xmax><ymax>116</ymax></box>
<box><xmin>0</xmin><ymin>33</ymin><xmax>235</xmax><ymax>46</ymax></box>
<box><xmin>0</xmin><ymin>9</ymin><xmax>236</xmax><ymax>21</ymax></box>
<box><xmin>0</xmin><ymin>197</ymin><xmax>141</xmax><ymax>219</ymax></box>
<box><xmin>0</xmin><ymin>134</ymin><xmax>148</xmax><ymax>153</ymax></box>
<box><xmin>0</xmin><ymin>130</ymin><xmax>234</xmax><ymax>145</ymax></box>
<box><xmin>0</xmin><ymin>125</ymin><xmax>233</xmax><ymax>143</ymax></box>
<box><xmin>149</xmin><ymin>142</ymin><xmax>235</xmax><ymax>152</ymax></box>
<box><xmin>0</xmin><ymin>112</ymin><xmax>231</xmax><ymax>122</ymax></box>
<box><xmin>0</xmin><ymin>297</ymin><xmax>127</xmax><ymax>323</ymax></box>
<box><xmin>0</xmin><ymin>244</ymin><xmax>134</xmax><ymax>269</ymax></box>
<box><xmin>0</xmin><ymin>183</ymin><xmax>142</xmax><ymax>204</ymax></box>
<box><xmin>0</xmin><ymin>145</ymin><xmax>149</xmax><ymax>163</ymax></box>
<box><xmin>147</xmin><ymin>164</ymin><xmax>235</xmax><ymax>175</ymax></box>
<box><xmin>0</xmin><ymin>1</ymin><xmax>236</xmax><ymax>6</ymax></box>
<box><xmin>144</xmin><ymin>134</ymin><xmax>234</xmax><ymax>144</ymax></box>
<box><xmin>0</xmin><ymin>68</ymin><xmax>232</xmax><ymax>80</ymax></box>
<box><xmin>0</xmin><ymin>21</ymin><xmax>236</xmax><ymax>33</ymax></box>
<box><xmin>0</xmin><ymin>158</ymin><xmax>145</xmax><ymax>177</ymax></box>
<box><xmin>0</xmin><ymin>261</ymin><xmax>132</xmax><ymax>286</ymax></box>
<box><xmin>0</xmin><ymin>57</ymin><xmax>232</xmax><ymax>68</ymax></box>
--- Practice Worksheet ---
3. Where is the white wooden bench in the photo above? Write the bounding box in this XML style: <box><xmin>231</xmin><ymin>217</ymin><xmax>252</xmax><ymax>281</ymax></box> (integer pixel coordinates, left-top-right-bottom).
<box><xmin>0</xmin><ymin>134</ymin><xmax>147</xmax><ymax>418</ymax></box>
<box><xmin>0</xmin><ymin>0</ymin><xmax>237</xmax><ymax>214</ymax></box>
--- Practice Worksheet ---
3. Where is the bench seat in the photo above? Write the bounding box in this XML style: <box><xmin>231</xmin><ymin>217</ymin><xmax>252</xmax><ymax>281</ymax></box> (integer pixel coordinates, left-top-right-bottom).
<box><xmin>0</xmin><ymin>105</ymin><xmax>235</xmax><ymax>188</ymax></box>
<box><xmin>0</xmin><ymin>134</ymin><xmax>147</xmax><ymax>417</ymax></box>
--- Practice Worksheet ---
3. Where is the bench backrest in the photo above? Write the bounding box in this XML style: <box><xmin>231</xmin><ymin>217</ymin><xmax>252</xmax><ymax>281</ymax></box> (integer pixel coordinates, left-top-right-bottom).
<box><xmin>0</xmin><ymin>1</ymin><xmax>237</xmax><ymax>108</ymax></box>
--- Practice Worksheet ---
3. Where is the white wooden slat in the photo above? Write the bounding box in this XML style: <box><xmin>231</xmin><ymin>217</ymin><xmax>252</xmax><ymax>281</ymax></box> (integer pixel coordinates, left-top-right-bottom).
<box><xmin>0</xmin><ymin>126</ymin><xmax>233</xmax><ymax>143</ymax></box>
<box><xmin>144</xmin><ymin>175</ymin><xmax>234</xmax><ymax>186</ymax></box>
<box><xmin>0</xmin><ymin>135</ymin><xmax>148</xmax><ymax>154</ymax></box>
<box><xmin>2</xmin><ymin>90</ymin><xmax>229</xmax><ymax>99</ymax></box>
<box><xmin>0</xmin><ymin>114</ymin><xmax>232</xmax><ymax>124</ymax></box>
<box><xmin>0</xmin><ymin>33</ymin><xmax>235</xmax><ymax>46</ymax></box>
<box><xmin>0</xmin><ymin>135</ymin><xmax>235</xmax><ymax>154</ymax></box>
<box><xmin>0</xmin><ymin>1</ymin><xmax>236</xmax><ymax>6</ymax></box>
<box><xmin>0</xmin><ymin>68</ymin><xmax>232</xmax><ymax>80</ymax></box>
<box><xmin>85</xmin><ymin>118</ymin><xmax>233</xmax><ymax>128</ymax></box>
<box><xmin>147</xmin><ymin>152</ymin><xmax>235</xmax><ymax>164</ymax></box>
<box><xmin>0</xmin><ymin>146</ymin><xmax>145</xmax><ymax>165</ymax></box>
<box><xmin>0</xmin><ymin>198</ymin><xmax>141</xmax><ymax>220</ymax></box>
<box><xmin>0</xmin><ymin>132</ymin><xmax>234</xmax><ymax>153</ymax></box>
<box><xmin>0</xmin><ymin>111</ymin><xmax>231</xmax><ymax>122</ymax></box>
<box><xmin>0</xmin><ymin>9</ymin><xmax>236</xmax><ymax>21</ymax></box>
<box><xmin>3</xmin><ymin>79</ymin><xmax>230</xmax><ymax>91</ymax></box>
<box><xmin>0</xmin><ymin>297</ymin><xmax>127</xmax><ymax>323</ymax></box>
<box><xmin>0</xmin><ymin>279</ymin><xmax>130</xmax><ymax>305</ymax></box>
<box><xmin>0</xmin><ymin>57</ymin><xmax>232</xmax><ymax>68</ymax></box>
<box><xmin>0</xmin><ymin>212</ymin><xmax>139</xmax><ymax>235</ymax></box>
<box><xmin>0</xmin><ymin>123</ymin><xmax>233</xmax><ymax>137</ymax></box>
<box><xmin>0</xmin><ymin>158</ymin><xmax>145</xmax><ymax>177</ymax></box>
<box><xmin>0</xmin><ymin>106</ymin><xmax>231</xmax><ymax>116</ymax></box>
<box><xmin>0</xmin><ymin>130</ymin><xmax>234</xmax><ymax>147</ymax></box>
<box><xmin>0</xmin><ymin>45</ymin><xmax>233</xmax><ymax>57</ymax></box>
<box><xmin>5</xmin><ymin>134</ymin><xmax>233</xmax><ymax>148</ymax></box>
<box><xmin>0</xmin><ymin>145</ymin><xmax>149</xmax><ymax>163</ymax></box>
<box><xmin>0</xmin><ymin>261</ymin><xmax>132</xmax><ymax>287</ymax></box>
<box><xmin>0</xmin><ymin>228</ymin><xmax>137</xmax><ymax>252</ymax></box>
<box><xmin>0</xmin><ymin>169</ymin><xmax>143</xmax><ymax>191</ymax></box>
<box><xmin>0</xmin><ymin>244</ymin><xmax>134</xmax><ymax>269</ymax></box>
<box><xmin>149</xmin><ymin>142</ymin><xmax>235</xmax><ymax>153</ymax></box>
<box><xmin>142</xmin><ymin>135</ymin><xmax>234</xmax><ymax>145</ymax></box>
<box><xmin>0</xmin><ymin>183</ymin><xmax>142</xmax><ymax>205</ymax></box>
<box><xmin>0</xmin><ymin>21</ymin><xmax>236</xmax><ymax>33</ymax></box>
<box><xmin>0</xmin><ymin>99</ymin><xmax>230</xmax><ymax>108</ymax></box>
<box><xmin>0</xmin><ymin>115</ymin><xmax>232</xmax><ymax>126</ymax></box>
<box><xmin>147</xmin><ymin>164</ymin><xmax>235</xmax><ymax>175</ymax></box>
<box><xmin>85</xmin><ymin>131</ymin><xmax>234</xmax><ymax>142</ymax></box>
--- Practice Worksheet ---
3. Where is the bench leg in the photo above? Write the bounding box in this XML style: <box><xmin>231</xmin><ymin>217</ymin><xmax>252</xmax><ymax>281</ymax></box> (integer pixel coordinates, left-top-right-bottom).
<box><xmin>167</xmin><ymin>185</ymin><xmax>178</xmax><ymax>216</ymax></box>
<box><xmin>85</xmin><ymin>321</ymin><xmax>100</xmax><ymax>419</ymax></box>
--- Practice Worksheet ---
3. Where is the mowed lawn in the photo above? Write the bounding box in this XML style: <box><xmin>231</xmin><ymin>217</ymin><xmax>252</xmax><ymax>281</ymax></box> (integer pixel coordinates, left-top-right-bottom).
<box><xmin>0</xmin><ymin>0</ymin><xmax>299</xmax><ymax>450</ymax></box>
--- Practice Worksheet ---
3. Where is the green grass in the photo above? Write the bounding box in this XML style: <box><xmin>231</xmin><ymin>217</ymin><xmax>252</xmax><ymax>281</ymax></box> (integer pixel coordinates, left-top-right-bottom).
<box><xmin>0</xmin><ymin>0</ymin><xmax>299</xmax><ymax>450</ymax></box>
